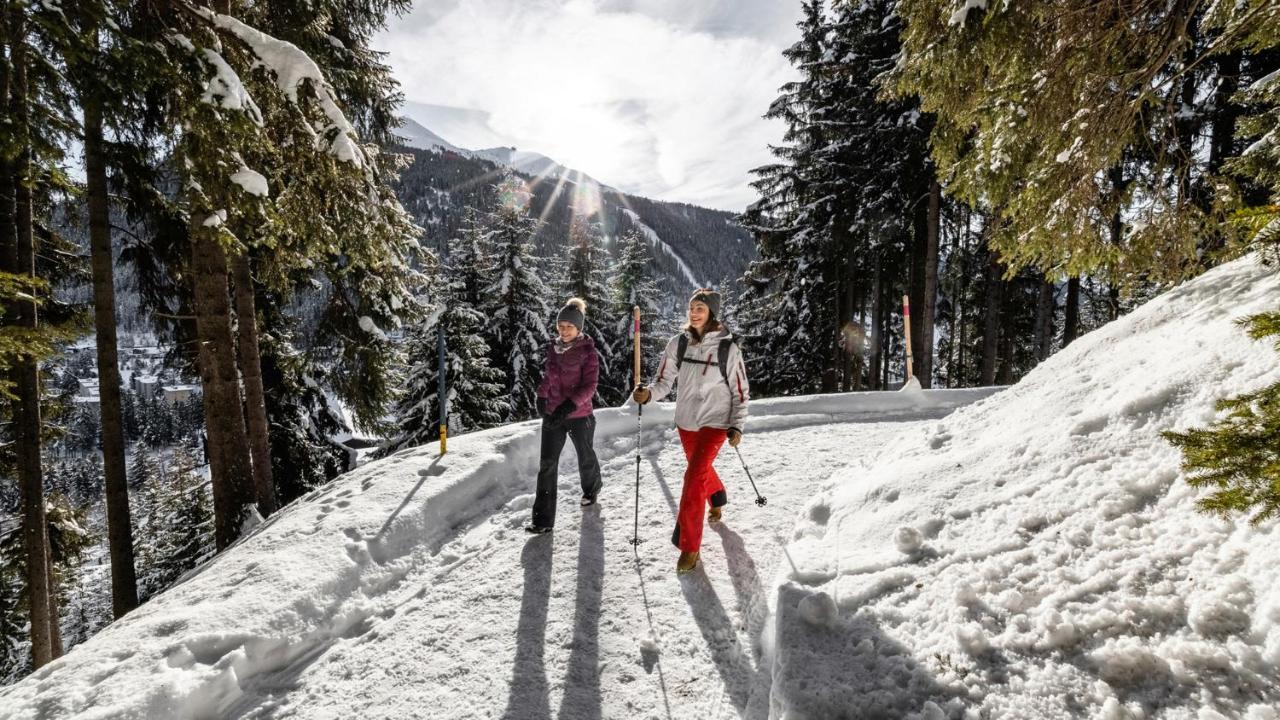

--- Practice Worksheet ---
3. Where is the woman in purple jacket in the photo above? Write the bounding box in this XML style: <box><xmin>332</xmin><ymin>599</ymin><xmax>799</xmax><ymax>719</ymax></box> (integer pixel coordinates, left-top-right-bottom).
<box><xmin>526</xmin><ymin>298</ymin><xmax>603</xmax><ymax>534</ymax></box>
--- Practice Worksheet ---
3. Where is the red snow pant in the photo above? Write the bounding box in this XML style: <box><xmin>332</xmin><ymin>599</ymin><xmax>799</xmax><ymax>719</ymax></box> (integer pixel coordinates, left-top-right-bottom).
<box><xmin>673</xmin><ymin>427</ymin><xmax>729</xmax><ymax>553</ymax></box>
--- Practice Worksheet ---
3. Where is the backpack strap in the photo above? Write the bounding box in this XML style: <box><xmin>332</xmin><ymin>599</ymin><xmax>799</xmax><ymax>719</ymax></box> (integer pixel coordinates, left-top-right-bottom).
<box><xmin>716</xmin><ymin>337</ymin><xmax>735</xmax><ymax>388</ymax></box>
<box><xmin>674</xmin><ymin>334</ymin><xmax>740</xmax><ymax>391</ymax></box>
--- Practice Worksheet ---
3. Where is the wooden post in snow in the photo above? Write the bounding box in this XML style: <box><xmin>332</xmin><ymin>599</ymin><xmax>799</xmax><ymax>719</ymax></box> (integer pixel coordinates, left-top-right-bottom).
<box><xmin>633</xmin><ymin>306</ymin><xmax>642</xmax><ymax>389</ymax></box>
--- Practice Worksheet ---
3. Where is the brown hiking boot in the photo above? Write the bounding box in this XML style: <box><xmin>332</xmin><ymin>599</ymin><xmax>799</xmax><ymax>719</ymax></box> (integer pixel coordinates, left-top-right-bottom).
<box><xmin>708</xmin><ymin>505</ymin><xmax>722</xmax><ymax>524</ymax></box>
<box><xmin>676</xmin><ymin>551</ymin><xmax>699</xmax><ymax>575</ymax></box>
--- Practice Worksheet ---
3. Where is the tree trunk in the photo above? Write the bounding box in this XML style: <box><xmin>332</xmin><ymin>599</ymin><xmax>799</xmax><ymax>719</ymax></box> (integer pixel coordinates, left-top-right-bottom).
<box><xmin>958</xmin><ymin>207</ymin><xmax>971</xmax><ymax>384</ymax></box>
<box><xmin>1107</xmin><ymin>164</ymin><xmax>1127</xmax><ymax>322</ymax></box>
<box><xmin>909</xmin><ymin>199</ymin><xmax>926</xmax><ymax>384</ymax></box>
<box><xmin>869</xmin><ymin>262</ymin><xmax>883</xmax><ymax>391</ymax></box>
<box><xmin>881</xmin><ymin>281</ymin><xmax>891</xmax><ymax>389</ymax></box>
<box><xmin>1063</xmin><ymin>276</ymin><xmax>1081</xmax><ymax>347</ymax></box>
<box><xmin>1206</xmin><ymin>51</ymin><xmax>1240</xmax><ymax>179</ymax></box>
<box><xmin>921</xmin><ymin>178</ymin><xmax>941</xmax><ymax>388</ymax></box>
<box><xmin>1034</xmin><ymin>275</ymin><xmax>1055</xmax><ymax>362</ymax></box>
<box><xmin>83</xmin><ymin>79</ymin><xmax>140</xmax><ymax>618</ymax></box>
<box><xmin>852</xmin><ymin>293</ymin><xmax>864</xmax><ymax>392</ymax></box>
<box><xmin>1201</xmin><ymin>50</ymin><xmax>1241</xmax><ymax>255</ymax></box>
<box><xmin>191</xmin><ymin>227</ymin><xmax>255</xmax><ymax>550</ymax></box>
<box><xmin>6</xmin><ymin>11</ymin><xmax>58</xmax><ymax>664</ymax></box>
<box><xmin>232</xmin><ymin>252</ymin><xmax>276</xmax><ymax>516</ymax></box>
<box><xmin>979</xmin><ymin>231</ymin><xmax>1003</xmax><ymax>386</ymax></box>
<box><xmin>996</xmin><ymin>303</ymin><xmax>1015</xmax><ymax>386</ymax></box>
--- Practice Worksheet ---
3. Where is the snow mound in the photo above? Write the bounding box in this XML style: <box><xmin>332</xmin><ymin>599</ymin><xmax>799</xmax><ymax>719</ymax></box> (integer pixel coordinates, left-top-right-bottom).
<box><xmin>771</xmin><ymin>255</ymin><xmax>1280</xmax><ymax>719</ymax></box>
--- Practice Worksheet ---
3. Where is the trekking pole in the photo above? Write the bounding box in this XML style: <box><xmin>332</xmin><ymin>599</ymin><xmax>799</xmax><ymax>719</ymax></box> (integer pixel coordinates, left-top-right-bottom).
<box><xmin>733</xmin><ymin>445</ymin><xmax>768</xmax><ymax>506</ymax></box>
<box><xmin>630</xmin><ymin>305</ymin><xmax>643</xmax><ymax>547</ymax></box>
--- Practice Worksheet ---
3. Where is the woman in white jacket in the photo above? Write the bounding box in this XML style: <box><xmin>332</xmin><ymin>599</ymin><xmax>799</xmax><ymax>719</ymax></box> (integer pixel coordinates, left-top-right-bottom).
<box><xmin>633</xmin><ymin>289</ymin><xmax>750</xmax><ymax>575</ymax></box>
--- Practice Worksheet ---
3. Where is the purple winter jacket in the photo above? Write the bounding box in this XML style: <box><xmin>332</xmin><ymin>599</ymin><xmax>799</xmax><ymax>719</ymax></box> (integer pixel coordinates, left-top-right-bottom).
<box><xmin>537</xmin><ymin>334</ymin><xmax>598</xmax><ymax>420</ymax></box>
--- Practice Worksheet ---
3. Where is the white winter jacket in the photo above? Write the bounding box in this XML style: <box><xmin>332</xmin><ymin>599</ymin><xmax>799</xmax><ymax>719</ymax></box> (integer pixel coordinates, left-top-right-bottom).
<box><xmin>648</xmin><ymin>328</ymin><xmax>750</xmax><ymax>432</ymax></box>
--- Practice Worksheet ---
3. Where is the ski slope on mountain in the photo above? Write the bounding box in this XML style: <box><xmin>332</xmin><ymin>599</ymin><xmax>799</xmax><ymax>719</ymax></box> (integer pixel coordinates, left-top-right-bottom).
<box><xmin>0</xmin><ymin>384</ymin><xmax>990</xmax><ymax>720</ymax></box>
<box><xmin>620</xmin><ymin>208</ymin><xmax>703</xmax><ymax>289</ymax></box>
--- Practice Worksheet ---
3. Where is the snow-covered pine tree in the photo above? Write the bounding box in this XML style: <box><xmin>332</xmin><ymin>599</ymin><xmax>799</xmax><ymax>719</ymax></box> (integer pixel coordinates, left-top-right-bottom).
<box><xmin>151</xmin><ymin>447</ymin><xmax>214</xmax><ymax>591</ymax></box>
<box><xmin>43</xmin><ymin>494</ymin><xmax>93</xmax><ymax>654</ymax></box>
<box><xmin>0</xmin><ymin>1</ymin><xmax>91</xmax><ymax>667</ymax></box>
<box><xmin>131</xmin><ymin>2</ymin><xmax>428</xmax><ymax>536</ymax></box>
<box><xmin>738</xmin><ymin>0</ymin><xmax>843</xmax><ymax>396</ymax></box>
<box><xmin>890</xmin><ymin>0</ymin><xmax>1280</xmax><ymax>283</ymax></box>
<box><xmin>66</xmin><ymin>0</ymin><xmax>147</xmax><ymax>617</ymax></box>
<box><xmin>0</xmin><ymin>545</ymin><xmax>24</xmax><ymax>683</ymax></box>
<box><xmin>257</xmin><ymin>318</ymin><xmax>352</xmax><ymax>505</ymax></box>
<box><xmin>609</xmin><ymin>227</ymin><xmax>666</xmax><ymax>390</ymax></box>
<box><xmin>450</xmin><ymin>207</ymin><xmax>493</xmax><ymax>310</ymax></box>
<box><xmin>381</xmin><ymin>291</ymin><xmax>508</xmax><ymax>454</ymax></box>
<box><xmin>0</xmin><ymin>492</ymin><xmax>94</xmax><ymax>674</ymax></box>
<box><xmin>825</xmin><ymin>0</ymin><xmax>935</xmax><ymax>388</ymax></box>
<box><xmin>563</xmin><ymin>215</ymin><xmax>621</xmax><ymax>405</ymax></box>
<box><xmin>481</xmin><ymin>172</ymin><xmax>551</xmax><ymax>422</ymax></box>
<box><xmin>127</xmin><ymin>444</ymin><xmax>165</xmax><ymax>598</ymax></box>
<box><xmin>241</xmin><ymin>0</ymin><xmax>430</xmax><ymax>506</ymax></box>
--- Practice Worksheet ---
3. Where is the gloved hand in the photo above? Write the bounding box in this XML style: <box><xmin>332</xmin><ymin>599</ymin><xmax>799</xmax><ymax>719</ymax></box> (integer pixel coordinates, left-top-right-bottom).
<box><xmin>727</xmin><ymin>427</ymin><xmax>742</xmax><ymax>448</ymax></box>
<box><xmin>548</xmin><ymin>400</ymin><xmax>575</xmax><ymax>424</ymax></box>
<box><xmin>632</xmin><ymin>386</ymin><xmax>651</xmax><ymax>405</ymax></box>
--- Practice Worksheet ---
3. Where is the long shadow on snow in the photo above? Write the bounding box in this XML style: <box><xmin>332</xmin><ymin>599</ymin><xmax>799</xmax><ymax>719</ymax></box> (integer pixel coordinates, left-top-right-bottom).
<box><xmin>648</xmin><ymin>456</ymin><xmax>678</xmax><ymax>516</ymax></box>
<box><xmin>712</xmin><ymin>523</ymin><xmax>774</xmax><ymax>717</ymax></box>
<box><xmin>375</xmin><ymin>454</ymin><xmax>445</xmax><ymax>541</ymax></box>
<box><xmin>771</xmin><ymin>582</ymin><xmax>960</xmax><ymax>719</ymax></box>
<box><xmin>632</xmin><ymin>554</ymin><xmax>676</xmax><ymax>720</ymax></box>
<box><xmin>556</xmin><ymin>506</ymin><xmax>604</xmax><ymax>720</ymax></box>
<box><xmin>503</xmin><ymin>536</ymin><xmax>555</xmax><ymax>720</ymax></box>
<box><xmin>680</xmin><ymin>568</ymin><xmax>756</xmax><ymax>716</ymax></box>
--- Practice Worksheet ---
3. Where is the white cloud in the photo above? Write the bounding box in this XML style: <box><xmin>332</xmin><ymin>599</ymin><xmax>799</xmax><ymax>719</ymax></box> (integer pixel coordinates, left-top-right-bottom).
<box><xmin>375</xmin><ymin>0</ymin><xmax>799</xmax><ymax>211</ymax></box>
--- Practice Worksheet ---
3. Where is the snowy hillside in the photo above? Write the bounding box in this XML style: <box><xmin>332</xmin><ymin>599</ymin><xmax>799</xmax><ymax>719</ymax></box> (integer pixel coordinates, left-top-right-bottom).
<box><xmin>396</xmin><ymin>117</ymin><xmax>468</xmax><ymax>156</ymax></box>
<box><xmin>396</xmin><ymin>114</ymin><xmax>611</xmax><ymax>190</ymax></box>
<box><xmin>1</xmin><ymin>256</ymin><xmax>1276</xmax><ymax>720</ymax></box>
<box><xmin>773</xmin><ymin>255</ymin><xmax>1280</xmax><ymax>719</ymax></box>
<box><xmin>471</xmin><ymin>146</ymin><xmax>612</xmax><ymax>191</ymax></box>
<box><xmin>620</xmin><ymin>208</ymin><xmax>703</xmax><ymax>288</ymax></box>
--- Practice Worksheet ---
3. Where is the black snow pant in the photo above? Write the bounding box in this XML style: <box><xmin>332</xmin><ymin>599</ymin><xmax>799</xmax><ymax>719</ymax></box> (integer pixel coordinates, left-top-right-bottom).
<box><xmin>532</xmin><ymin>414</ymin><xmax>603</xmax><ymax>528</ymax></box>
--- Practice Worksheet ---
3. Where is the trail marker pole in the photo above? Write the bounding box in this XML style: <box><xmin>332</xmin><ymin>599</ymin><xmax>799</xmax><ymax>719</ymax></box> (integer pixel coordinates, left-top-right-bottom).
<box><xmin>630</xmin><ymin>306</ymin><xmax>643</xmax><ymax>548</ymax></box>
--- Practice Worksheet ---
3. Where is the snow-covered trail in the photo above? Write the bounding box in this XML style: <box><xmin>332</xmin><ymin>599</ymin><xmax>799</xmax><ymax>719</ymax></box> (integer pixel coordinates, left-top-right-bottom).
<box><xmin>225</xmin><ymin>420</ymin><xmax>921</xmax><ymax>720</ymax></box>
<box><xmin>0</xmin><ymin>389</ymin><xmax>995</xmax><ymax>720</ymax></box>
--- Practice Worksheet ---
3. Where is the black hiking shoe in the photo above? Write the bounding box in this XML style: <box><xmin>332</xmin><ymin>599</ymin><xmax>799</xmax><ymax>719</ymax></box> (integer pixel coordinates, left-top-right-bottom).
<box><xmin>525</xmin><ymin>524</ymin><xmax>552</xmax><ymax>535</ymax></box>
<box><xmin>580</xmin><ymin>494</ymin><xmax>597</xmax><ymax>507</ymax></box>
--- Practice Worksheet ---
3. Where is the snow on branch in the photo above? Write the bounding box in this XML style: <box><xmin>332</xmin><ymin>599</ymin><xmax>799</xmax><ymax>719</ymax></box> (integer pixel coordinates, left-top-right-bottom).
<box><xmin>198</xmin><ymin>8</ymin><xmax>366</xmax><ymax>168</ymax></box>
<box><xmin>199</xmin><ymin>45</ymin><xmax>264</xmax><ymax>125</ymax></box>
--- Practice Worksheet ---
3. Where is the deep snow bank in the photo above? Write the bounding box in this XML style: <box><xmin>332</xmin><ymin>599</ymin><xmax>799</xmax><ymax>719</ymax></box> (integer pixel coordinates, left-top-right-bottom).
<box><xmin>0</xmin><ymin>381</ymin><xmax>990</xmax><ymax>719</ymax></box>
<box><xmin>771</xmin><ymin>256</ymin><xmax>1280</xmax><ymax>719</ymax></box>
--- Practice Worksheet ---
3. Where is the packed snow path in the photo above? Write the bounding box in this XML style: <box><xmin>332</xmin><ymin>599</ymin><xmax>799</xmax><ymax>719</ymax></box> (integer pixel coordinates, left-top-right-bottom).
<box><xmin>231</xmin><ymin>420</ymin><xmax>923</xmax><ymax>720</ymax></box>
<box><xmin>0</xmin><ymin>388</ymin><xmax>991</xmax><ymax>720</ymax></box>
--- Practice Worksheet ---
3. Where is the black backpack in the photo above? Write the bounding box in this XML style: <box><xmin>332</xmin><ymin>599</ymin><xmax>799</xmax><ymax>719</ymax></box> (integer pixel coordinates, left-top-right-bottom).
<box><xmin>675</xmin><ymin>333</ymin><xmax>739</xmax><ymax>390</ymax></box>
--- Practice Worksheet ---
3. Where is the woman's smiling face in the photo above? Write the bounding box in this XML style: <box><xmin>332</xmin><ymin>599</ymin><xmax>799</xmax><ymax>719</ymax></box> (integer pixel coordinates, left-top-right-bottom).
<box><xmin>557</xmin><ymin>321</ymin><xmax>580</xmax><ymax>342</ymax></box>
<box><xmin>687</xmin><ymin>300</ymin><xmax>710</xmax><ymax>331</ymax></box>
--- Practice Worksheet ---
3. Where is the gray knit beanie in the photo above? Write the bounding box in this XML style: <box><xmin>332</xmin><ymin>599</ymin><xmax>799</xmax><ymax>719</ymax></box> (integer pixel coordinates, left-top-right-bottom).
<box><xmin>556</xmin><ymin>297</ymin><xmax>586</xmax><ymax>331</ymax></box>
<box><xmin>690</xmin><ymin>289</ymin><xmax>721</xmax><ymax>318</ymax></box>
